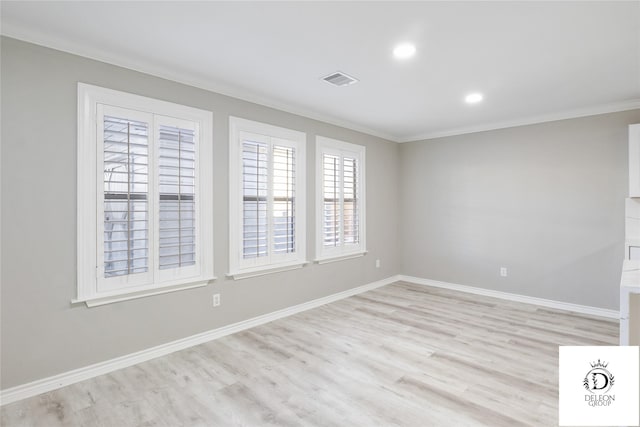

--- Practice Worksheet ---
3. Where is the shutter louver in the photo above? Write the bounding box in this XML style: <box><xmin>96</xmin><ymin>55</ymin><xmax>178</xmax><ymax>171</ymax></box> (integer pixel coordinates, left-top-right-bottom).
<box><xmin>103</xmin><ymin>116</ymin><xmax>149</xmax><ymax>277</ymax></box>
<box><xmin>158</xmin><ymin>125</ymin><xmax>196</xmax><ymax>270</ymax></box>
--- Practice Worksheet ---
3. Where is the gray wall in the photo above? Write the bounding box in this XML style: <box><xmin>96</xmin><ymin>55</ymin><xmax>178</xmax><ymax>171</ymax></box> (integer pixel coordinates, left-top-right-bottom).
<box><xmin>0</xmin><ymin>37</ymin><xmax>400</xmax><ymax>389</ymax></box>
<box><xmin>2</xmin><ymin>36</ymin><xmax>636</xmax><ymax>391</ymax></box>
<box><xmin>399</xmin><ymin>110</ymin><xmax>640</xmax><ymax>310</ymax></box>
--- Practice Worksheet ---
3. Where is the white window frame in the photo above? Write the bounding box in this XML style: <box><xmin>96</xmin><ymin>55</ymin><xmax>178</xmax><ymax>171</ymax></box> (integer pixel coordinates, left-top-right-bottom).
<box><xmin>76</xmin><ymin>83</ymin><xmax>214</xmax><ymax>306</ymax></box>
<box><xmin>315</xmin><ymin>136</ymin><xmax>366</xmax><ymax>263</ymax></box>
<box><xmin>228</xmin><ymin>117</ymin><xmax>307</xmax><ymax>279</ymax></box>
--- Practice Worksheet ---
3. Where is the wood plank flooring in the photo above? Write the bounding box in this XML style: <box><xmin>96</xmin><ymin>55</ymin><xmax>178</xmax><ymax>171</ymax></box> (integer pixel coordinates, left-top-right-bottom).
<box><xmin>1</xmin><ymin>281</ymin><xmax>618</xmax><ymax>426</ymax></box>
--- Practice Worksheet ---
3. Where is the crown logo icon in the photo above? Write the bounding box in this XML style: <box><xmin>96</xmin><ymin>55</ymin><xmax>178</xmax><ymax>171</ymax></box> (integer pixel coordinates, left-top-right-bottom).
<box><xmin>590</xmin><ymin>359</ymin><xmax>608</xmax><ymax>369</ymax></box>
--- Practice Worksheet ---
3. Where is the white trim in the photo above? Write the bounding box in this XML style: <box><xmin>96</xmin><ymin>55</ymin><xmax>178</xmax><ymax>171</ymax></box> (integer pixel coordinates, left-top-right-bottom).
<box><xmin>5</xmin><ymin>33</ymin><xmax>640</xmax><ymax>145</ymax></box>
<box><xmin>77</xmin><ymin>83</ymin><xmax>214</xmax><ymax>306</ymax></box>
<box><xmin>77</xmin><ymin>84</ymin><xmax>98</xmax><ymax>301</ymax></box>
<box><xmin>0</xmin><ymin>273</ymin><xmax>621</xmax><ymax>405</ymax></box>
<box><xmin>72</xmin><ymin>278</ymin><xmax>215</xmax><ymax>307</ymax></box>
<box><xmin>78</xmin><ymin>83</ymin><xmax>214</xmax><ymax>121</ymax></box>
<box><xmin>399</xmin><ymin>99</ymin><xmax>640</xmax><ymax>142</ymax></box>
<box><xmin>620</xmin><ymin>287</ymin><xmax>631</xmax><ymax>346</ymax></box>
<box><xmin>229</xmin><ymin>116</ymin><xmax>306</xmax><ymax>143</ymax></box>
<box><xmin>228</xmin><ymin>116</ymin><xmax>307</xmax><ymax>276</ymax></box>
<box><xmin>0</xmin><ymin>31</ymin><xmax>397</xmax><ymax>142</ymax></box>
<box><xmin>315</xmin><ymin>136</ymin><xmax>366</xmax><ymax>261</ymax></box>
<box><xmin>0</xmin><ymin>275</ymin><xmax>400</xmax><ymax>406</ymax></box>
<box><xmin>399</xmin><ymin>275</ymin><xmax>619</xmax><ymax>319</ymax></box>
<box><xmin>227</xmin><ymin>262</ymin><xmax>308</xmax><ymax>280</ymax></box>
<box><xmin>315</xmin><ymin>251</ymin><xmax>367</xmax><ymax>264</ymax></box>
<box><xmin>5</xmin><ymin>34</ymin><xmax>638</xmax><ymax>144</ymax></box>
<box><xmin>619</xmin><ymin>285</ymin><xmax>640</xmax><ymax>346</ymax></box>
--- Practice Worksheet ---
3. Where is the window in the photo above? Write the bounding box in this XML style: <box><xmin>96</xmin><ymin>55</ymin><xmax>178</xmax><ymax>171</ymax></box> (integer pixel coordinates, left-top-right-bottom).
<box><xmin>77</xmin><ymin>83</ymin><xmax>214</xmax><ymax>306</ymax></box>
<box><xmin>229</xmin><ymin>117</ymin><xmax>306</xmax><ymax>278</ymax></box>
<box><xmin>315</xmin><ymin>136</ymin><xmax>366</xmax><ymax>262</ymax></box>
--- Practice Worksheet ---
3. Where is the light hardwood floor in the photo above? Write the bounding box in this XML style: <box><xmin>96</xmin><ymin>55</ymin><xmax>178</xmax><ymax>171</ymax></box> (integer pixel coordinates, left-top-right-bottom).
<box><xmin>1</xmin><ymin>281</ymin><xmax>618</xmax><ymax>426</ymax></box>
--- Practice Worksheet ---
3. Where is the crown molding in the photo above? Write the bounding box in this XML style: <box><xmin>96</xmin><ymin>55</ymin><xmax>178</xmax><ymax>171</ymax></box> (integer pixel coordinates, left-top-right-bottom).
<box><xmin>398</xmin><ymin>98</ymin><xmax>640</xmax><ymax>143</ymax></box>
<box><xmin>0</xmin><ymin>28</ymin><xmax>398</xmax><ymax>143</ymax></box>
<box><xmin>2</xmin><ymin>27</ymin><xmax>639</xmax><ymax>145</ymax></box>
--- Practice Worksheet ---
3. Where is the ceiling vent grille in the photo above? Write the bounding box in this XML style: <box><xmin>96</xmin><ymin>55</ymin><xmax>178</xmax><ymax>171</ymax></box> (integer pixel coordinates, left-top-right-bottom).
<box><xmin>322</xmin><ymin>71</ymin><xmax>359</xmax><ymax>87</ymax></box>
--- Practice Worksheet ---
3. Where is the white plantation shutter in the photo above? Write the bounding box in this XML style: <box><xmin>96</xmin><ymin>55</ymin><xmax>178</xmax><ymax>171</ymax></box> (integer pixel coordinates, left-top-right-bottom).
<box><xmin>239</xmin><ymin>134</ymin><xmax>298</xmax><ymax>263</ymax></box>
<box><xmin>272</xmin><ymin>145</ymin><xmax>296</xmax><ymax>255</ymax></box>
<box><xmin>78</xmin><ymin>84</ymin><xmax>214</xmax><ymax>306</ymax></box>
<box><xmin>322</xmin><ymin>154</ymin><xmax>360</xmax><ymax>247</ymax></box>
<box><xmin>316</xmin><ymin>137</ymin><xmax>365</xmax><ymax>261</ymax></box>
<box><xmin>342</xmin><ymin>156</ymin><xmax>359</xmax><ymax>245</ymax></box>
<box><xmin>102</xmin><ymin>115</ymin><xmax>150</xmax><ymax>278</ymax></box>
<box><xmin>97</xmin><ymin>105</ymin><xmax>155</xmax><ymax>291</ymax></box>
<box><xmin>242</xmin><ymin>139</ymin><xmax>269</xmax><ymax>259</ymax></box>
<box><xmin>229</xmin><ymin>117</ymin><xmax>306</xmax><ymax>278</ymax></box>
<box><xmin>323</xmin><ymin>154</ymin><xmax>340</xmax><ymax>247</ymax></box>
<box><xmin>158</xmin><ymin>124</ymin><xmax>197</xmax><ymax>270</ymax></box>
<box><xmin>98</xmin><ymin>112</ymin><xmax>201</xmax><ymax>289</ymax></box>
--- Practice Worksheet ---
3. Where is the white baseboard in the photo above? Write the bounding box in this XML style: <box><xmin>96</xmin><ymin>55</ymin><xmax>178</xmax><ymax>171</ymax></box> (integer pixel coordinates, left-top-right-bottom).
<box><xmin>1</xmin><ymin>273</ymin><xmax>619</xmax><ymax>405</ymax></box>
<box><xmin>398</xmin><ymin>275</ymin><xmax>619</xmax><ymax>319</ymax></box>
<box><xmin>0</xmin><ymin>275</ymin><xmax>400</xmax><ymax>406</ymax></box>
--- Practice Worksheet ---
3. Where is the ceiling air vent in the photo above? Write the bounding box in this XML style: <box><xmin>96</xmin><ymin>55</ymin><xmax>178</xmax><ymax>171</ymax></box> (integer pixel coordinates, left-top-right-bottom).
<box><xmin>322</xmin><ymin>71</ymin><xmax>359</xmax><ymax>87</ymax></box>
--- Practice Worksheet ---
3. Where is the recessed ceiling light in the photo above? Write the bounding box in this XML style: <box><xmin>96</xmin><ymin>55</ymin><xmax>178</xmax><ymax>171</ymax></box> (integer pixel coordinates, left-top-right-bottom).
<box><xmin>393</xmin><ymin>43</ymin><xmax>416</xmax><ymax>60</ymax></box>
<box><xmin>465</xmin><ymin>93</ymin><xmax>483</xmax><ymax>104</ymax></box>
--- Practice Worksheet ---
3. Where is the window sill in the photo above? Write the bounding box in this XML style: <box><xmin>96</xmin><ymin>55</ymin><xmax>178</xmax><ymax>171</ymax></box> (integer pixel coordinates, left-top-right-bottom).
<box><xmin>314</xmin><ymin>251</ymin><xmax>367</xmax><ymax>265</ymax></box>
<box><xmin>227</xmin><ymin>261</ymin><xmax>308</xmax><ymax>280</ymax></box>
<box><xmin>72</xmin><ymin>277</ymin><xmax>216</xmax><ymax>307</ymax></box>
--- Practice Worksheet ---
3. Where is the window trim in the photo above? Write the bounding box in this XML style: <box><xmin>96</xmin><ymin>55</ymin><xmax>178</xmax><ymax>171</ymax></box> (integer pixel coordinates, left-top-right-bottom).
<box><xmin>315</xmin><ymin>136</ymin><xmax>366</xmax><ymax>263</ymax></box>
<box><xmin>76</xmin><ymin>83</ymin><xmax>215</xmax><ymax>306</ymax></box>
<box><xmin>228</xmin><ymin>116</ymin><xmax>307</xmax><ymax>279</ymax></box>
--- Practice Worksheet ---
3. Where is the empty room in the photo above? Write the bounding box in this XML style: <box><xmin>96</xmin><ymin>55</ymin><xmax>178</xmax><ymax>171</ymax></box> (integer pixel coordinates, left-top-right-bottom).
<box><xmin>1</xmin><ymin>1</ymin><xmax>639</xmax><ymax>426</ymax></box>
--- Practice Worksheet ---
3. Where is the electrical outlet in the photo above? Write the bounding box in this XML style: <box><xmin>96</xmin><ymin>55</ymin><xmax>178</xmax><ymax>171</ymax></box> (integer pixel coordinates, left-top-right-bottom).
<box><xmin>375</xmin><ymin>259</ymin><xmax>381</xmax><ymax>268</ymax></box>
<box><xmin>212</xmin><ymin>293</ymin><xmax>221</xmax><ymax>307</ymax></box>
<box><xmin>500</xmin><ymin>267</ymin><xmax>508</xmax><ymax>277</ymax></box>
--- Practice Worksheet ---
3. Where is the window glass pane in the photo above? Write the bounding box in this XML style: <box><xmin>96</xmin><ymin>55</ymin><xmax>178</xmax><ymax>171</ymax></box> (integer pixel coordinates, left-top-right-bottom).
<box><xmin>158</xmin><ymin>125</ymin><xmax>196</xmax><ymax>270</ymax></box>
<box><xmin>273</xmin><ymin>145</ymin><xmax>295</xmax><ymax>254</ymax></box>
<box><xmin>103</xmin><ymin>116</ymin><xmax>149</xmax><ymax>277</ymax></box>
<box><xmin>242</xmin><ymin>140</ymin><xmax>268</xmax><ymax>259</ymax></box>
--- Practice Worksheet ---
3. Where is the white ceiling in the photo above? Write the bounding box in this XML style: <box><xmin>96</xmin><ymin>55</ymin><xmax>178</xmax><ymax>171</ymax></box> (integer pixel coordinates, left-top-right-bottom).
<box><xmin>2</xmin><ymin>1</ymin><xmax>639</xmax><ymax>142</ymax></box>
